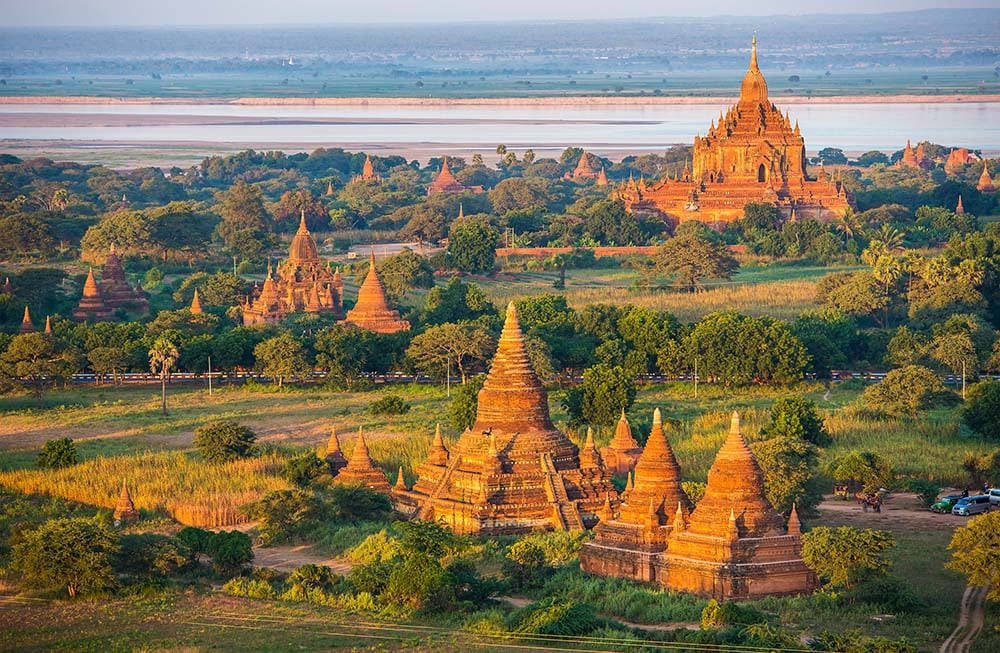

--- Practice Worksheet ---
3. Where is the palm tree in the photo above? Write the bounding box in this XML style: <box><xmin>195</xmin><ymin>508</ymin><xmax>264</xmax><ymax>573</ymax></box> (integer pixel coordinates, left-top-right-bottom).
<box><xmin>834</xmin><ymin>209</ymin><xmax>861</xmax><ymax>242</ymax></box>
<box><xmin>875</xmin><ymin>224</ymin><xmax>905</xmax><ymax>253</ymax></box>
<box><xmin>149</xmin><ymin>336</ymin><xmax>179</xmax><ymax>416</ymax></box>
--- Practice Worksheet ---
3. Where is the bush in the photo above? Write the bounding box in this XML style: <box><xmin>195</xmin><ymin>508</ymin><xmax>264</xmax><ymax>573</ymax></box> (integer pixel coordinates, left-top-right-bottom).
<box><xmin>682</xmin><ymin>481</ymin><xmax>707</xmax><ymax>503</ymax></box>
<box><xmin>282</xmin><ymin>454</ymin><xmax>330</xmax><ymax>487</ymax></box>
<box><xmin>116</xmin><ymin>533</ymin><xmax>190</xmax><ymax>577</ymax></box>
<box><xmin>760</xmin><ymin>396</ymin><xmax>831</xmax><ymax>446</ymax></box>
<box><xmin>384</xmin><ymin>553</ymin><xmax>456</xmax><ymax>611</ymax></box>
<box><xmin>510</xmin><ymin>597</ymin><xmax>601</xmax><ymax>636</ymax></box>
<box><xmin>175</xmin><ymin>526</ymin><xmax>212</xmax><ymax>556</ymax></box>
<box><xmin>223</xmin><ymin>576</ymin><xmax>278</xmax><ymax>600</ymax></box>
<box><xmin>348</xmin><ymin>558</ymin><xmax>397</xmax><ymax>596</ymax></box>
<box><xmin>861</xmin><ymin>365</ymin><xmax>954</xmax><ymax>417</ymax></box>
<box><xmin>12</xmin><ymin>517</ymin><xmax>119</xmax><ymax>598</ymax></box>
<box><xmin>193</xmin><ymin>420</ymin><xmax>257</xmax><ymax>463</ymax></box>
<box><xmin>206</xmin><ymin>530</ymin><xmax>253</xmax><ymax>574</ymax></box>
<box><xmin>326</xmin><ymin>484</ymin><xmax>394</xmax><ymax>523</ymax></box>
<box><xmin>700</xmin><ymin>599</ymin><xmax>766</xmax><ymax>629</ymax></box>
<box><xmin>502</xmin><ymin>539</ymin><xmax>547</xmax><ymax>590</ymax></box>
<box><xmin>288</xmin><ymin>564</ymin><xmax>338</xmax><ymax>592</ymax></box>
<box><xmin>849</xmin><ymin>575</ymin><xmax>923</xmax><ymax>612</ymax></box>
<box><xmin>802</xmin><ymin>526</ymin><xmax>895</xmax><ymax>590</ymax></box>
<box><xmin>963</xmin><ymin>380</ymin><xmax>1000</xmax><ymax>440</ymax></box>
<box><xmin>905</xmin><ymin>478</ymin><xmax>940</xmax><ymax>508</ymax></box>
<box><xmin>449</xmin><ymin>375</ymin><xmax>486</xmax><ymax>430</ymax></box>
<box><xmin>248</xmin><ymin>489</ymin><xmax>324</xmax><ymax>546</ymax></box>
<box><xmin>348</xmin><ymin>530</ymin><xmax>403</xmax><ymax>565</ymax></box>
<box><xmin>368</xmin><ymin>394</ymin><xmax>411</xmax><ymax>416</ymax></box>
<box><xmin>36</xmin><ymin>438</ymin><xmax>78</xmax><ymax>470</ymax></box>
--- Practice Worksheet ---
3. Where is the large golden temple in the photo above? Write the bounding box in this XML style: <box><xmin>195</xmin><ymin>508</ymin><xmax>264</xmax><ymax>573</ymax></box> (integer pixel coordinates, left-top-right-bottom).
<box><xmin>616</xmin><ymin>38</ymin><xmax>850</xmax><ymax>224</ymax></box>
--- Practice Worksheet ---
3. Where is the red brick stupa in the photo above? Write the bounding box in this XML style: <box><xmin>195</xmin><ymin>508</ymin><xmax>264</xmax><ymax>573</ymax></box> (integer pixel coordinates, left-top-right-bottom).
<box><xmin>945</xmin><ymin>147</ymin><xmax>976</xmax><ymax>175</ymax></box>
<box><xmin>393</xmin><ymin>302</ymin><xmax>617</xmax><ymax>534</ymax></box>
<box><xmin>325</xmin><ymin>427</ymin><xmax>348</xmax><ymax>474</ymax></box>
<box><xmin>113</xmin><ymin>478</ymin><xmax>140</xmax><ymax>524</ymax></box>
<box><xmin>18</xmin><ymin>306</ymin><xmax>36</xmax><ymax>334</ymax></box>
<box><xmin>355</xmin><ymin>155</ymin><xmax>381</xmax><ymax>182</ymax></box>
<box><xmin>977</xmin><ymin>162</ymin><xmax>996</xmax><ymax>193</ymax></box>
<box><xmin>333</xmin><ymin>428</ymin><xmax>391</xmax><ymax>493</ymax></box>
<box><xmin>565</xmin><ymin>151</ymin><xmax>600</xmax><ymax>181</ymax></box>
<box><xmin>341</xmin><ymin>252</ymin><xmax>410</xmax><ymax>334</ymax></box>
<box><xmin>600</xmin><ymin>409</ymin><xmax>643</xmax><ymax>476</ymax></box>
<box><xmin>243</xmin><ymin>211</ymin><xmax>344</xmax><ymax>325</ymax></box>
<box><xmin>189</xmin><ymin>289</ymin><xmax>204</xmax><ymax>315</ymax></box>
<box><xmin>616</xmin><ymin>38</ymin><xmax>849</xmax><ymax>224</ymax></box>
<box><xmin>73</xmin><ymin>267</ymin><xmax>115</xmax><ymax>321</ymax></box>
<box><xmin>427</xmin><ymin>157</ymin><xmax>483</xmax><ymax>196</ymax></box>
<box><xmin>98</xmin><ymin>244</ymin><xmax>148</xmax><ymax>314</ymax></box>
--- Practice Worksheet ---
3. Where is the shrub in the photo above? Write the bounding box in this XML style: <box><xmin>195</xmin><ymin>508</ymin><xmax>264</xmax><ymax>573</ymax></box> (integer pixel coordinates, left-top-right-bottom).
<box><xmin>700</xmin><ymin>599</ymin><xmax>766</xmax><ymax>629</ymax></box>
<box><xmin>510</xmin><ymin>597</ymin><xmax>601</xmax><ymax>636</ymax></box>
<box><xmin>36</xmin><ymin>438</ymin><xmax>78</xmax><ymax>470</ymax></box>
<box><xmin>193</xmin><ymin>420</ymin><xmax>257</xmax><ymax>463</ymax></box>
<box><xmin>368</xmin><ymin>394</ymin><xmax>411</xmax><ymax>416</ymax></box>
<box><xmin>384</xmin><ymin>553</ymin><xmax>456</xmax><ymax>611</ymax></box>
<box><xmin>502</xmin><ymin>539</ymin><xmax>547</xmax><ymax>590</ymax></box>
<box><xmin>449</xmin><ymin>375</ymin><xmax>486</xmax><ymax>430</ymax></box>
<box><xmin>12</xmin><ymin>517</ymin><xmax>119</xmax><ymax>598</ymax></box>
<box><xmin>802</xmin><ymin>526</ymin><xmax>895</xmax><ymax>590</ymax></box>
<box><xmin>248</xmin><ymin>489</ymin><xmax>323</xmax><ymax>546</ymax></box>
<box><xmin>116</xmin><ymin>533</ymin><xmax>190</xmax><ymax>577</ymax></box>
<box><xmin>175</xmin><ymin>526</ymin><xmax>212</xmax><ymax>556</ymax></box>
<box><xmin>963</xmin><ymin>380</ymin><xmax>1000</xmax><ymax>440</ymax></box>
<box><xmin>288</xmin><ymin>564</ymin><xmax>338</xmax><ymax>592</ymax></box>
<box><xmin>281</xmin><ymin>454</ymin><xmax>330</xmax><ymax>487</ymax></box>
<box><xmin>223</xmin><ymin>576</ymin><xmax>278</xmax><ymax>600</ymax></box>
<box><xmin>849</xmin><ymin>575</ymin><xmax>923</xmax><ymax>612</ymax></box>
<box><xmin>759</xmin><ymin>396</ymin><xmax>831</xmax><ymax>446</ymax></box>
<box><xmin>348</xmin><ymin>530</ymin><xmax>402</xmax><ymax>565</ymax></box>
<box><xmin>325</xmin><ymin>484</ymin><xmax>393</xmax><ymax>523</ymax></box>
<box><xmin>395</xmin><ymin>519</ymin><xmax>464</xmax><ymax>558</ymax></box>
<box><xmin>682</xmin><ymin>481</ymin><xmax>707</xmax><ymax>503</ymax></box>
<box><xmin>861</xmin><ymin>365</ymin><xmax>954</xmax><ymax>417</ymax></box>
<box><xmin>206</xmin><ymin>530</ymin><xmax>254</xmax><ymax>575</ymax></box>
<box><xmin>348</xmin><ymin>558</ymin><xmax>397</xmax><ymax>596</ymax></box>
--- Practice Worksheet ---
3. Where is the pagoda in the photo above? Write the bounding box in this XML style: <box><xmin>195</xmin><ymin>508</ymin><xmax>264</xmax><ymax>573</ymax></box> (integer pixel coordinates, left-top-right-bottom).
<box><xmin>333</xmin><ymin>428</ymin><xmax>391</xmax><ymax>494</ymax></box>
<box><xmin>956</xmin><ymin>195</ymin><xmax>965</xmax><ymax>216</ymax></box>
<box><xmin>977</xmin><ymin>162</ymin><xmax>996</xmax><ymax>193</ymax></box>
<box><xmin>113</xmin><ymin>478</ymin><xmax>140</xmax><ymax>524</ymax></box>
<box><xmin>600</xmin><ymin>409</ymin><xmax>643</xmax><ymax>476</ymax></box>
<box><xmin>355</xmin><ymin>155</ymin><xmax>381</xmax><ymax>183</ymax></box>
<box><xmin>583</xmin><ymin>411</ymin><xmax>816</xmax><ymax>600</ymax></box>
<box><xmin>427</xmin><ymin>157</ymin><xmax>483</xmax><ymax>196</ymax></box>
<box><xmin>945</xmin><ymin>147</ymin><xmax>976</xmax><ymax>175</ymax></box>
<box><xmin>341</xmin><ymin>252</ymin><xmax>410</xmax><ymax>334</ymax></box>
<box><xmin>616</xmin><ymin>38</ymin><xmax>850</xmax><ymax>224</ymax></box>
<box><xmin>18</xmin><ymin>306</ymin><xmax>36</xmax><ymax>334</ymax></box>
<box><xmin>325</xmin><ymin>427</ymin><xmax>348</xmax><ymax>474</ymax></box>
<box><xmin>565</xmin><ymin>151</ymin><xmax>599</xmax><ymax>181</ymax></box>
<box><xmin>97</xmin><ymin>244</ymin><xmax>148</xmax><ymax>314</ymax></box>
<box><xmin>393</xmin><ymin>302</ymin><xmax>617</xmax><ymax>535</ymax></box>
<box><xmin>189</xmin><ymin>289</ymin><xmax>204</xmax><ymax>314</ymax></box>
<box><xmin>242</xmin><ymin>211</ymin><xmax>344</xmax><ymax>326</ymax></box>
<box><xmin>73</xmin><ymin>267</ymin><xmax>115</xmax><ymax>321</ymax></box>
<box><xmin>596</xmin><ymin>167</ymin><xmax>609</xmax><ymax>186</ymax></box>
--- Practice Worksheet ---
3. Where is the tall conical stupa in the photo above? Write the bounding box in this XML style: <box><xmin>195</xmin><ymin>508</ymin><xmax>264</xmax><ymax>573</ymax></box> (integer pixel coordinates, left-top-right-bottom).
<box><xmin>394</xmin><ymin>302</ymin><xmax>616</xmax><ymax>534</ymax></box>
<box><xmin>600</xmin><ymin>408</ymin><xmax>643</xmax><ymax>475</ymax></box>
<box><xmin>73</xmin><ymin>267</ymin><xmax>114</xmax><ymax>321</ymax></box>
<box><xmin>333</xmin><ymin>428</ymin><xmax>391</xmax><ymax>493</ymax></box>
<box><xmin>113</xmin><ymin>478</ymin><xmax>140</xmax><ymax>524</ymax></box>
<box><xmin>19</xmin><ymin>306</ymin><xmax>36</xmax><ymax>334</ymax></box>
<box><xmin>341</xmin><ymin>251</ymin><xmax>410</xmax><ymax>333</ymax></box>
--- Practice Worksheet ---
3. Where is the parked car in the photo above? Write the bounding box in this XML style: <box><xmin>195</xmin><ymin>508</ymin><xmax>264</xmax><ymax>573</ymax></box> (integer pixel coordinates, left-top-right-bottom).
<box><xmin>988</xmin><ymin>488</ymin><xmax>1000</xmax><ymax>506</ymax></box>
<box><xmin>952</xmin><ymin>495</ymin><xmax>991</xmax><ymax>516</ymax></box>
<box><xmin>931</xmin><ymin>494</ymin><xmax>965</xmax><ymax>513</ymax></box>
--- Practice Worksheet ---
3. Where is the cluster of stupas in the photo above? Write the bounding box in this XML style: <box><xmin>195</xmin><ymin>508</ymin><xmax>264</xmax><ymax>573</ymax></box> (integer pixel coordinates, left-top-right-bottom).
<box><xmin>325</xmin><ymin>427</ymin><xmax>392</xmax><ymax>493</ymax></box>
<box><xmin>242</xmin><ymin>210</ymin><xmax>345</xmax><ymax>326</ymax></box>
<box><xmin>73</xmin><ymin>244</ymin><xmax>149</xmax><ymax>321</ymax></box>
<box><xmin>615</xmin><ymin>38</ymin><xmax>850</xmax><ymax>224</ymax></box>
<box><xmin>392</xmin><ymin>302</ymin><xmax>616</xmax><ymax>534</ymax></box>
<box><xmin>580</xmin><ymin>411</ymin><xmax>816</xmax><ymax>600</ymax></box>
<box><xmin>340</xmin><ymin>251</ymin><xmax>410</xmax><ymax>334</ymax></box>
<box><xmin>427</xmin><ymin>157</ymin><xmax>484</xmax><ymax>196</ymax></box>
<box><xmin>944</xmin><ymin>147</ymin><xmax>977</xmax><ymax>174</ymax></box>
<box><xmin>897</xmin><ymin>139</ymin><xmax>932</xmax><ymax>170</ymax></box>
<box><xmin>17</xmin><ymin>306</ymin><xmax>51</xmax><ymax>335</ymax></box>
<box><xmin>600</xmin><ymin>409</ymin><xmax>644</xmax><ymax>476</ymax></box>
<box><xmin>564</xmin><ymin>151</ymin><xmax>609</xmax><ymax>185</ymax></box>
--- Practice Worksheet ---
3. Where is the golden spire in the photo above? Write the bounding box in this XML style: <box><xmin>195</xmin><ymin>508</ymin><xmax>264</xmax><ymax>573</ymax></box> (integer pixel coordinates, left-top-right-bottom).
<box><xmin>19</xmin><ymin>305</ymin><xmax>35</xmax><ymax>334</ymax></box>
<box><xmin>44</xmin><ymin>315</ymin><xmax>52</xmax><ymax>334</ymax></box>
<box><xmin>189</xmin><ymin>288</ymin><xmax>203</xmax><ymax>314</ymax></box>
<box><xmin>82</xmin><ymin>267</ymin><xmax>100</xmax><ymax>298</ymax></box>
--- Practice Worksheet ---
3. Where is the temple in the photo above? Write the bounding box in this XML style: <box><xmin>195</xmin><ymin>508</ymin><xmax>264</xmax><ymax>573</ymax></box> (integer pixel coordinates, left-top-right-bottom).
<box><xmin>615</xmin><ymin>38</ymin><xmax>850</xmax><ymax>225</ymax></box>
<box><xmin>945</xmin><ymin>147</ymin><xmax>976</xmax><ymax>175</ymax></box>
<box><xmin>565</xmin><ymin>152</ymin><xmax>600</xmax><ymax>181</ymax></box>
<box><xmin>956</xmin><ymin>195</ymin><xmax>965</xmax><ymax>215</ymax></box>
<box><xmin>189</xmin><ymin>289</ymin><xmax>204</xmax><ymax>315</ymax></box>
<box><xmin>393</xmin><ymin>302</ymin><xmax>617</xmax><ymax>535</ymax></box>
<box><xmin>73</xmin><ymin>267</ymin><xmax>115</xmax><ymax>321</ymax></box>
<box><xmin>242</xmin><ymin>211</ymin><xmax>344</xmax><ymax>326</ymax></box>
<box><xmin>325</xmin><ymin>427</ymin><xmax>348</xmax><ymax>474</ymax></box>
<box><xmin>355</xmin><ymin>155</ymin><xmax>381</xmax><ymax>183</ymax></box>
<box><xmin>581</xmin><ymin>411</ymin><xmax>817</xmax><ymax>600</ymax></box>
<box><xmin>333</xmin><ymin>428</ymin><xmax>391</xmax><ymax>493</ymax></box>
<box><xmin>977</xmin><ymin>162</ymin><xmax>996</xmax><ymax>193</ymax></box>
<box><xmin>341</xmin><ymin>252</ymin><xmax>410</xmax><ymax>334</ymax></box>
<box><xmin>898</xmin><ymin>140</ymin><xmax>931</xmax><ymax>170</ymax></box>
<box><xmin>597</xmin><ymin>167</ymin><xmax>609</xmax><ymax>186</ymax></box>
<box><xmin>18</xmin><ymin>306</ymin><xmax>35</xmax><ymax>334</ymax></box>
<box><xmin>113</xmin><ymin>478</ymin><xmax>140</xmax><ymax>525</ymax></box>
<box><xmin>600</xmin><ymin>409</ymin><xmax>643</xmax><ymax>476</ymax></box>
<box><xmin>427</xmin><ymin>157</ymin><xmax>483</xmax><ymax>195</ymax></box>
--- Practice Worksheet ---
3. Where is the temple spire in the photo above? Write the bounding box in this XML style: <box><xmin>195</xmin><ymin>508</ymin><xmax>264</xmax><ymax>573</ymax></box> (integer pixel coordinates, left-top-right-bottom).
<box><xmin>19</xmin><ymin>305</ymin><xmax>35</xmax><ymax>334</ymax></box>
<box><xmin>189</xmin><ymin>288</ymin><xmax>203</xmax><ymax>314</ymax></box>
<box><xmin>44</xmin><ymin>315</ymin><xmax>52</xmax><ymax>334</ymax></box>
<box><xmin>787</xmin><ymin>503</ymin><xmax>801</xmax><ymax>536</ymax></box>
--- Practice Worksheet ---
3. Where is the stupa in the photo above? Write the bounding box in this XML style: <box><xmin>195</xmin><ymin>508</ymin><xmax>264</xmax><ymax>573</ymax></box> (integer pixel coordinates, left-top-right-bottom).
<box><xmin>189</xmin><ymin>289</ymin><xmax>204</xmax><ymax>314</ymax></box>
<box><xmin>945</xmin><ymin>147</ymin><xmax>976</xmax><ymax>175</ymax></box>
<box><xmin>1</xmin><ymin>277</ymin><xmax>13</xmax><ymax>295</ymax></box>
<box><xmin>615</xmin><ymin>38</ymin><xmax>850</xmax><ymax>224</ymax></box>
<box><xmin>73</xmin><ymin>267</ymin><xmax>115</xmax><ymax>321</ymax></box>
<box><xmin>333</xmin><ymin>428</ymin><xmax>391</xmax><ymax>493</ymax></box>
<box><xmin>427</xmin><ymin>157</ymin><xmax>483</xmax><ymax>195</ymax></box>
<box><xmin>355</xmin><ymin>155</ymin><xmax>381</xmax><ymax>182</ymax></box>
<box><xmin>600</xmin><ymin>409</ymin><xmax>643</xmax><ymax>476</ymax></box>
<box><xmin>242</xmin><ymin>210</ymin><xmax>344</xmax><ymax>325</ymax></box>
<box><xmin>582</xmin><ymin>408</ymin><xmax>692</xmax><ymax>581</ymax></box>
<box><xmin>565</xmin><ymin>151</ymin><xmax>599</xmax><ymax>181</ymax></box>
<box><xmin>97</xmin><ymin>244</ymin><xmax>148</xmax><ymax>313</ymax></box>
<box><xmin>341</xmin><ymin>252</ymin><xmax>410</xmax><ymax>334</ymax></box>
<box><xmin>325</xmin><ymin>427</ymin><xmax>348</xmax><ymax>473</ymax></box>
<box><xmin>113</xmin><ymin>478</ymin><xmax>140</xmax><ymax>524</ymax></box>
<box><xmin>660</xmin><ymin>412</ymin><xmax>816</xmax><ymax>599</ymax></box>
<box><xmin>977</xmin><ymin>162</ymin><xmax>996</xmax><ymax>193</ymax></box>
<box><xmin>956</xmin><ymin>195</ymin><xmax>965</xmax><ymax>216</ymax></box>
<box><xmin>393</xmin><ymin>302</ymin><xmax>617</xmax><ymax>535</ymax></box>
<box><xmin>18</xmin><ymin>306</ymin><xmax>36</xmax><ymax>334</ymax></box>
<box><xmin>596</xmin><ymin>167</ymin><xmax>609</xmax><ymax>186</ymax></box>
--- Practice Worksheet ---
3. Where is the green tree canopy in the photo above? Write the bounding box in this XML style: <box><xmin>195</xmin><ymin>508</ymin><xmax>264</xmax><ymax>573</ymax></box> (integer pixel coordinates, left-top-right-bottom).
<box><xmin>12</xmin><ymin>517</ymin><xmax>119</xmax><ymax>598</ymax></box>
<box><xmin>801</xmin><ymin>526</ymin><xmax>895</xmax><ymax>589</ymax></box>
<box><xmin>194</xmin><ymin>420</ymin><xmax>258</xmax><ymax>463</ymax></box>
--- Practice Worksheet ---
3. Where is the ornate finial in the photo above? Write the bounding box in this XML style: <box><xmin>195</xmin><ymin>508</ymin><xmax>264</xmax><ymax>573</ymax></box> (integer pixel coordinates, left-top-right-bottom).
<box><xmin>674</xmin><ymin>500</ymin><xmax>686</xmax><ymax>531</ymax></box>
<box><xmin>750</xmin><ymin>33</ymin><xmax>759</xmax><ymax>69</ymax></box>
<box><xmin>298</xmin><ymin>207</ymin><xmax>308</xmax><ymax>232</ymax></box>
<box><xmin>653</xmin><ymin>407</ymin><xmax>662</xmax><ymax>425</ymax></box>
<box><xmin>730</xmin><ymin>411</ymin><xmax>741</xmax><ymax>435</ymax></box>
<box><xmin>788</xmin><ymin>503</ymin><xmax>801</xmax><ymax>535</ymax></box>
<box><xmin>624</xmin><ymin>471</ymin><xmax>634</xmax><ymax>494</ymax></box>
<box><xmin>395</xmin><ymin>466</ymin><xmax>406</xmax><ymax>490</ymax></box>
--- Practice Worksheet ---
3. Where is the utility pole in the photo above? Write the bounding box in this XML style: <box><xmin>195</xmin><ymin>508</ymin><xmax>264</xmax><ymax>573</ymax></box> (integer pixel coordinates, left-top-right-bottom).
<box><xmin>962</xmin><ymin>361</ymin><xmax>966</xmax><ymax>400</ymax></box>
<box><xmin>446</xmin><ymin>358</ymin><xmax>451</xmax><ymax>398</ymax></box>
<box><xmin>233</xmin><ymin>255</ymin><xmax>237</xmax><ymax>277</ymax></box>
<box><xmin>694</xmin><ymin>357</ymin><xmax>698</xmax><ymax>399</ymax></box>
<box><xmin>208</xmin><ymin>356</ymin><xmax>213</xmax><ymax>396</ymax></box>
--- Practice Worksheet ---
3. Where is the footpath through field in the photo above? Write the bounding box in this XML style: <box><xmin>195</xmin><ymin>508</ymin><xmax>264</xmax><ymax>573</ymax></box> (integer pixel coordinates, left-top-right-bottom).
<box><xmin>940</xmin><ymin>585</ymin><xmax>988</xmax><ymax>653</ymax></box>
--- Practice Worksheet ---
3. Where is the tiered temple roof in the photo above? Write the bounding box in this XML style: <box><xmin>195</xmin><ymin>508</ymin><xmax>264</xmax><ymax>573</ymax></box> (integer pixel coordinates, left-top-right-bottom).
<box><xmin>113</xmin><ymin>478</ymin><xmax>140</xmax><ymax>524</ymax></box>
<box><xmin>977</xmin><ymin>162</ymin><xmax>996</xmax><ymax>193</ymax></box>
<box><xmin>581</xmin><ymin>411</ymin><xmax>816</xmax><ymax>600</ymax></box>
<box><xmin>615</xmin><ymin>38</ymin><xmax>850</xmax><ymax>224</ymax></box>
<box><xmin>73</xmin><ymin>267</ymin><xmax>115</xmax><ymax>321</ymax></box>
<box><xmin>355</xmin><ymin>155</ymin><xmax>381</xmax><ymax>182</ymax></box>
<box><xmin>427</xmin><ymin>157</ymin><xmax>483</xmax><ymax>195</ymax></box>
<box><xmin>243</xmin><ymin>211</ymin><xmax>344</xmax><ymax>326</ymax></box>
<box><xmin>596</xmin><ymin>167</ymin><xmax>609</xmax><ymax>186</ymax></box>
<box><xmin>600</xmin><ymin>409</ymin><xmax>643</xmax><ymax>476</ymax></box>
<box><xmin>565</xmin><ymin>151</ymin><xmax>599</xmax><ymax>181</ymax></box>
<box><xmin>393</xmin><ymin>302</ymin><xmax>616</xmax><ymax>535</ymax></box>
<box><xmin>945</xmin><ymin>147</ymin><xmax>976</xmax><ymax>175</ymax></box>
<box><xmin>898</xmin><ymin>140</ymin><xmax>930</xmax><ymax>170</ymax></box>
<box><xmin>341</xmin><ymin>252</ymin><xmax>410</xmax><ymax>334</ymax></box>
<box><xmin>333</xmin><ymin>428</ymin><xmax>391</xmax><ymax>493</ymax></box>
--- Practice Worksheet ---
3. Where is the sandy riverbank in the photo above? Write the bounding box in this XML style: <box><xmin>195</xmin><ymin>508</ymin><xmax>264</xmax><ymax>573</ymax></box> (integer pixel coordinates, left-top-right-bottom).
<box><xmin>2</xmin><ymin>94</ymin><xmax>1000</xmax><ymax>106</ymax></box>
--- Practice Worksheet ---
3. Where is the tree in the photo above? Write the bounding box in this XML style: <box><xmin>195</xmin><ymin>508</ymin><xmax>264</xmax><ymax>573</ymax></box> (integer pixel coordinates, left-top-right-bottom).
<box><xmin>206</xmin><ymin>530</ymin><xmax>253</xmax><ymax>574</ymax></box>
<box><xmin>148</xmin><ymin>336</ymin><xmax>179</xmax><ymax>415</ymax></box>
<box><xmin>760</xmin><ymin>396</ymin><xmax>831</xmax><ymax>446</ymax></box>
<box><xmin>742</xmin><ymin>202</ymin><xmax>781</xmax><ymax>235</ymax></box>
<box><xmin>579</xmin><ymin>363</ymin><xmax>636</xmax><ymax>427</ymax></box>
<box><xmin>374</xmin><ymin>249</ymin><xmax>434</xmax><ymax>301</ymax></box>
<box><xmin>964</xmin><ymin>381</ymin><xmax>1000</xmax><ymax>440</ymax></box>
<box><xmin>861</xmin><ymin>365</ymin><xmax>952</xmax><ymax>417</ymax></box>
<box><xmin>583</xmin><ymin>199</ymin><xmax>641</xmax><ymax>245</ymax></box>
<box><xmin>947</xmin><ymin>512</ymin><xmax>1000</xmax><ymax>601</ymax></box>
<box><xmin>817</xmin><ymin>147</ymin><xmax>848</xmax><ymax>165</ymax></box>
<box><xmin>88</xmin><ymin>346</ymin><xmax>127</xmax><ymax>386</ymax></box>
<box><xmin>406</xmin><ymin>323</ymin><xmax>494</xmax><ymax>383</ymax></box>
<box><xmin>173</xmin><ymin>271</ymin><xmax>244</xmax><ymax>308</ymax></box>
<box><xmin>194</xmin><ymin>420</ymin><xmax>257</xmax><ymax>463</ymax></box>
<box><xmin>422</xmin><ymin>278</ymin><xmax>495</xmax><ymax>325</ymax></box>
<box><xmin>0</xmin><ymin>333</ymin><xmax>78</xmax><ymax>399</ymax></box>
<box><xmin>801</xmin><ymin>526</ymin><xmax>895</xmax><ymax>590</ymax></box>
<box><xmin>215</xmin><ymin>181</ymin><xmax>273</xmax><ymax>259</ymax></box>
<box><xmin>449</xmin><ymin>374</ymin><xmax>486</xmax><ymax>430</ymax></box>
<box><xmin>751</xmin><ymin>436</ymin><xmax>823</xmax><ymax>516</ymax></box>
<box><xmin>824</xmin><ymin>271</ymin><xmax>890</xmax><ymax>324</ymax></box>
<box><xmin>829</xmin><ymin>451</ymin><xmax>893</xmax><ymax>494</ymax></box>
<box><xmin>650</xmin><ymin>231</ymin><xmax>738</xmax><ymax>292</ymax></box>
<box><xmin>487</xmin><ymin>177</ymin><xmax>551</xmax><ymax>214</ymax></box>
<box><xmin>12</xmin><ymin>518</ymin><xmax>119</xmax><ymax>598</ymax></box>
<box><xmin>254</xmin><ymin>332</ymin><xmax>311</xmax><ymax>388</ymax></box>
<box><xmin>37</xmin><ymin>438</ymin><xmax>78</xmax><ymax>470</ymax></box>
<box><xmin>447</xmin><ymin>218</ymin><xmax>498</xmax><ymax>273</ymax></box>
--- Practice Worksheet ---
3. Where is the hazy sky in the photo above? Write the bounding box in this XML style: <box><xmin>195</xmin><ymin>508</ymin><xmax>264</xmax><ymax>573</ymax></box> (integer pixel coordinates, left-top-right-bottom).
<box><xmin>3</xmin><ymin>0</ymin><xmax>998</xmax><ymax>27</ymax></box>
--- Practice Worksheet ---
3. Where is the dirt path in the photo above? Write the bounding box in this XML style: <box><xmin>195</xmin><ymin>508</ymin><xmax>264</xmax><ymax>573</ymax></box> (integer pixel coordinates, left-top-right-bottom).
<box><xmin>940</xmin><ymin>585</ymin><xmax>988</xmax><ymax>653</ymax></box>
<box><xmin>817</xmin><ymin>492</ymin><xmax>969</xmax><ymax>530</ymax></box>
<box><xmin>251</xmin><ymin>544</ymin><xmax>352</xmax><ymax>575</ymax></box>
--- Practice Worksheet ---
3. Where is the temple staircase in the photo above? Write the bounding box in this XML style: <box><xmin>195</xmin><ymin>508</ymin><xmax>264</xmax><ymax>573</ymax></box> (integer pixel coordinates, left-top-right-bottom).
<box><xmin>417</xmin><ymin>454</ymin><xmax>462</xmax><ymax>521</ymax></box>
<box><xmin>540</xmin><ymin>453</ymin><xmax>584</xmax><ymax>531</ymax></box>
